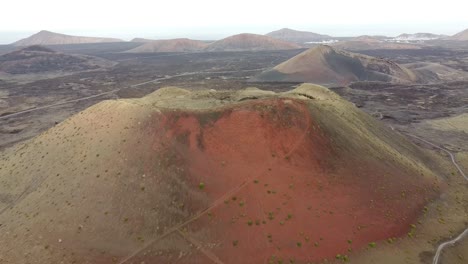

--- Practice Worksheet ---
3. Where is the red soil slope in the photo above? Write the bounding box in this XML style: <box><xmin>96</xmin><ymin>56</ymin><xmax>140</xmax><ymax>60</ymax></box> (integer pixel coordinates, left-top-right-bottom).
<box><xmin>126</xmin><ymin>99</ymin><xmax>440</xmax><ymax>263</ymax></box>
<box><xmin>0</xmin><ymin>86</ymin><xmax>442</xmax><ymax>264</ymax></box>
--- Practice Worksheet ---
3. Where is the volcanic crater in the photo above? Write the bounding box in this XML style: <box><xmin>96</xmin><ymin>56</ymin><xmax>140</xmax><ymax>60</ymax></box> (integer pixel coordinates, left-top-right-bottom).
<box><xmin>0</xmin><ymin>84</ymin><xmax>443</xmax><ymax>263</ymax></box>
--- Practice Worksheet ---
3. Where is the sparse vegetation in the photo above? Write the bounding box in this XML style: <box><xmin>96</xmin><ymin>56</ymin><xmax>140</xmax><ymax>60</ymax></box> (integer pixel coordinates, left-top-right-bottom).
<box><xmin>198</xmin><ymin>182</ymin><xmax>205</xmax><ymax>190</ymax></box>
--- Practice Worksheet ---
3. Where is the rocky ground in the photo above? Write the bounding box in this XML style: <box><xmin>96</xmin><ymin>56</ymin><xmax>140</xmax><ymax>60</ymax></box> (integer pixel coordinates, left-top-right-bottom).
<box><xmin>0</xmin><ymin>45</ymin><xmax>467</xmax><ymax>263</ymax></box>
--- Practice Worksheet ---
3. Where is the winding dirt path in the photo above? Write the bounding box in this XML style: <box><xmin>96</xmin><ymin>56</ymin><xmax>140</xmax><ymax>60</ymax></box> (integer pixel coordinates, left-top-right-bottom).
<box><xmin>0</xmin><ymin>68</ymin><xmax>269</xmax><ymax>120</ymax></box>
<box><xmin>0</xmin><ymin>90</ymin><xmax>117</xmax><ymax>120</ymax></box>
<box><xmin>402</xmin><ymin>132</ymin><xmax>467</xmax><ymax>264</ymax></box>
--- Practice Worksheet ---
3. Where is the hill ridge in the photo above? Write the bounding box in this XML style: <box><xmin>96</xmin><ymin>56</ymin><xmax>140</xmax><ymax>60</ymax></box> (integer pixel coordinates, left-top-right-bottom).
<box><xmin>266</xmin><ymin>28</ymin><xmax>332</xmax><ymax>43</ymax></box>
<box><xmin>0</xmin><ymin>45</ymin><xmax>114</xmax><ymax>74</ymax></box>
<box><xmin>204</xmin><ymin>33</ymin><xmax>301</xmax><ymax>51</ymax></box>
<box><xmin>450</xmin><ymin>28</ymin><xmax>468</xmax><ymax>40</ymax></box>
<box><xmin>13</xmin><ymin>30</ymin><xmax>124</xmax><ymax>46</ymax></box>
<box><xmin>126</xmin><ymin>38</ymin><xmax>208</xmax><ymax>53</ymax></box>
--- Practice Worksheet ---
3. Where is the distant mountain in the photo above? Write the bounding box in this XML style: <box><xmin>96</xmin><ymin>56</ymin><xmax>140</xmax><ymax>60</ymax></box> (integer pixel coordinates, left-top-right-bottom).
<box><xmin>125</xmin><ymin>38</ymin><xmax>208</xmax><ymax>53</ymax></box>
<box><xmin>404</xmin><ymin>62</ymin><xmax>468</xmax><ymax>82</ymax></box>
<box><xmin>332</xmin><ymin>39</ymin><xmax>420</xmax><ymax>51</ymax></box>
<box><xmin>252</xmin><ymin>45</ymin><xmax>419</xmax><ymax>86</ymax></box>
<box><xmin>266</xmin><ymin>28</ymin><xmax>332</xmax><ymax>43</ymax></box>
<box><xmin>13</xmin><ymin>30</ymin><xmax>123</xmax><ymax>46</ymax></box>
<box><xmin>0</xmin><ymin>45</ymin><xmax>16</xmax><ymax>56</ymax></box>
<box><xmin>0</xmin><ymin>45</ymin><xmax>114</xmax><ymax>74</ymax></box>
<box><xmin>352</xmin><ymin>35</ymin><xmax>388</xmax><ymax>41</ymax></box>
<box><xmin>450</xmin><ymin>28</ymin><xmax>468</xmax><ymax>40</ymax></box>
<box><xmin>394</xmin><ymin>33</ymin><xmax>446</xmax><ymax>41</ymax></box>
<box><xmin>130</xmin><ymin>38</ymin><xmax>156</xmax><ymax>43</ymax></box>
<box><xmin>204</xmin><ymin>33</ymin><xmax>301</xmax><ymax>52</ymax></box>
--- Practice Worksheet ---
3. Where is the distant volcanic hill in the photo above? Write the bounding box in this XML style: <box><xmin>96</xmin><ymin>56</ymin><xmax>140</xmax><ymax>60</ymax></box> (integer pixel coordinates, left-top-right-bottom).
<box><xmin>13</xmin><ymin>30</ymin><xmax>123</xmax><ymax>46</ymax></box>
<box><xmin>0</xmin><ymin>45</ymin><xmax>114</xmax><ymax>74</ymax></box>
<box><xmin>130</xmin><ymin>38</ymin><xmax>157</xmax><ymax>43</ymax></box>
<box><xmin>204</xmin><ymin>33</ymin><xmax>301</xmax><ymax>51</ymax></box>
<box><xmin>0</xmin><ymin>84</ymin><xmax>442</xmax><ymax>263</ymax></box>
<box><xmin>450</xmin><ymin>28</ymin><xmax>468</xmax><ymax>40</ymax></box>
<box><xmin>404</xmin><ymin>62</ymin><xmax>468</xmax><ymax>82</ymax></box>
<box><xmin>394</xmin><ymin>33</ymin><xmax>445</xmax><ymax>41</ymax></box>
<box><xmin>265</xmin><ymin>28</ymin><xmax>332</xmax><ymax>43</ymax></box>
<box><xmin>253</xmin><ymin>45</ymin><xmax>419</xmax><ymax>86</ymax></box>
<box><xmin>351</xmin><ymin>35</ymin><xmax>387</xmax><ymax>42</ymax></box>
<box><xmin>126</xmin><ymin>38</ymin><xmax>208</xmax><ymax>53</ymax></box>
<box><xmin>331</xmin><ymin>39</ymin><xmax>420</xmax><ymax>51</ymax></box>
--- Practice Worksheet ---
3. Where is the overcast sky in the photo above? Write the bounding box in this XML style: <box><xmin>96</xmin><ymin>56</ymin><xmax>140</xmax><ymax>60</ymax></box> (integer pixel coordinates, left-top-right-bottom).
<box><xmin>0</xmin><ymin>0</ymin><xmax>467</xmax><ymax>43</ymax></box>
